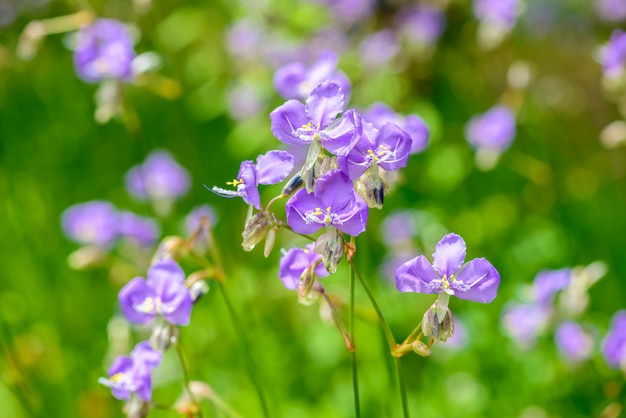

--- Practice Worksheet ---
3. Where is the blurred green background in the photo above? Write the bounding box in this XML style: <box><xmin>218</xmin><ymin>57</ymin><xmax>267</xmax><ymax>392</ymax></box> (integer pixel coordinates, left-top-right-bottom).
<box><xmin>1</xmin><ymin>0</ymin><xmax>625</xmax><ymax>417</ymax></box>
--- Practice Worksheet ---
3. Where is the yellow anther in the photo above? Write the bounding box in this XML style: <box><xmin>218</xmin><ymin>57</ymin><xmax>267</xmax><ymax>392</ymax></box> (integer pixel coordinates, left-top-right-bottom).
<box><xmin>110</xmin><ymin>372</ymin><xmax>124</xmax><ymax>383</ymax></box>
<box><xmin>227</xmin><ymin>178</ymin><xmax>243</xmax><ymax>187</ymax></box>
<box><xmin>326</xmin><ymin>206</ymin><xmax>332</xmax><ymax>213</ymax></box>
<box><xmin>301</xmin><ymin>122</ymin><xmax>314</xmax><ymax>131</ymax></box>
<box><xmin>313</xmin><ymin>207</ymin><xmax>323</xmax><ymax>216</ymax></box>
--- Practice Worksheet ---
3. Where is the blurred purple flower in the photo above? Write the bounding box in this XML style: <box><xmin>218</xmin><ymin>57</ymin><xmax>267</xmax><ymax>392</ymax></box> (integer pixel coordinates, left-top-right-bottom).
<box><xmin>465</xmin><ymin>105</ymin><xmax>516</xmax><ymax>152</ymax></box>
<box><xmin>396</xmin><ymin>5</ymin><xmax>446</xmax><ymax>48</ymax></box>
<box><xmin>61</xmin><ymin>200</ymin><xmax>119</xmax><ymax>248</ymax></box>
<box><xmin>396</xmin><ymin>233</ymin><xmax>500</xmax><ymax>303</ymax></box>
<box><xmin>274</xmin><ymin>50</ymin><xmax>351</xmax><ymax>101</ymax></box>
<box><xmin>595</xmin><ymin>0</ymin><xmax>626</xmax><ymax>23</ymax></box>
<box><xmin>227</xmin><ymin>83</ymin><xmax>266</xmax><ymax>120</ymax></box>
<box><xmin>98</xmin><ymin>341</ymin><xmax>162</xmax><ymax>401</ymax></box>
<box><xmin>532</xmin><ymin>268</ymin><xmax>572</xmax><ymax>306</ymax></box>
<box><xmin>501</xmin><ymin>302</ymin><xmax>551</xmax><ymax>350</ymax></box>
<box><xmin>555</xmin><ymin>321</ymin><xmax>594</xmax><ymax>363</ymax></box>
<box><xmin>185</xmin><ymin>204</ymin><xmax>218</xmax><ymax>236</ymax></box>
<box><xmin>285</xmin><ymin>169</ymin><xmax>369</xmax><ymax>236</ymax></box>
<box><xmin>270</xmin><ymin>81</ymin><xmax>360</xmax><ymax>156</ymax></box>
<box><xmin>308</xmin><ymin>0</ymin><xmax>376</xmax><ymax>25</ymax></box>
<box><xmin>363</xmin><ymin>102</ymin><xmax>429</xmax><ymax>154</ymax></box>
<box><xmin>279</xmin><ymin>243</ymin><xmax>329</xmax><ymax>290</ymax></box>
<box><xmin>225</xmin><ymin>19</ymin><xmax>265</xmax><ymax>60</ymax></box>
<box><xmin>359</xmin><ymin>30</ymin><xmax>400</xmax><ymax>70</ymax></box>
<box><xmin>210</xmin><ymin>150</ymin><xmax>294</xmax><ymax>210</ymax></box>
<box><xmin>118</xmin><ymin>259</ymin><xmax>192</xmax><ymax>326</ymax></box>
<box><xmin>125</xmin><ymin>150</ymin><xmax>191</xmax><ymax>202</ymax></box>
<box><xmin>603</xmin><ymin>29</ymin><xmax>626</xmax><ymax>78</ymax></box>
<box><xmin>380</xmin><ymin>210</ymin><xmax>417</xmax><ymax>247</ymax></box>
<box><xmin>602</xmin><ymin>310</ymin><xmax>626</xmax><ymax>369</ymax></box>
<box><xmin>118</xmin><ymin>211</ymin><xmax>160</xmax><ymax>247</ymax></box>
<box><xmin>337</xmin><ymin>120</ymin><xmax>412</xmax><ymax>180</ymax></box>
<box><xmin>73</xmin><ymin>19</ymin><xmax>136</xmax><ymax>83</ymax></box>
<box><xmin>473</xmin><ymin>0</ymin><xmax>520</xmax><ymax>28</ymax></box>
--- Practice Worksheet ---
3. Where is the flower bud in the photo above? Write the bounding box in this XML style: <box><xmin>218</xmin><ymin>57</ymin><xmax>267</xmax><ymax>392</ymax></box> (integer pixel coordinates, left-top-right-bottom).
<box><xmin>422</xmin><ymin>301</ymin><xmax>455</xmax><ymax>343</ymax></box>
<box><xmin>356</xmin><ymin>168</ymin><xmax>384</xmax><ymax>209</ymax></box>
<box><xmin>150</xmin><ymin>321</ymin><xmax>179</xmax><ymax>351</ymax></box>
<box><xmin>189</xmin><ymin>280</ymin><xmax>209</xmax><ymax>304</ymax></box>
<box><xmin>151</xmin><ymin>236</ymin><xmax>188</xmax><ymax>264</ymax></box>
<box><xmin>241</xmin><ymin>211</ymin><xmax>275</xmax><ymax>251</ymax></box>
<box><xmin>297</xmin><ymin>264</ymin><xmax>316</xmax><ymax>303</ymax></box>
<box><xmin>263</xmin><ymin>226</ymin><xmax>279</xmax><ymax>258</ymax></box>
<box><xmin>124</xmin><ymin>396</ymin><xmax>150</xmax><ymax>418</ymax></box>
<box><xmin>281</xmin><ymin>174</ymin><xmax>303</xmax><ymax>197</ymax></box>
<box><xmin>314</xmin><ymin>227</ymin><xmax>344</xmax><ymax>274</ymax></box>
<box><xmin>67</xmin><ymin>245</ymin><xmax>107</xmax><ymax>269</ymax></box>
<box><xmin>412</xmin><ymin>340</ymin><xmax>432</xmax><ymax>357</ymax></box>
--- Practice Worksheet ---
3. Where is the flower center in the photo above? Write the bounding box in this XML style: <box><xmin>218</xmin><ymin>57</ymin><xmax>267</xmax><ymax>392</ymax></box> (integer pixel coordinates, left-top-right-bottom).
<box><xmin>305</xmin><ymin>206</ymin><xmax>341</xmax><ymax>226</ymax></box>
<box><xmin>227</xmin><ymin>178</ymin><xmax>244</xmax><ymax>188</ymax></box>
<box><xmin>134</xmin><ymin>296</ymin><xmax>163</xmax><ymax>314</ymax></box>
<box><xmin>367</xmin><ymin>145</ymin><xmax>392</xmax><ymax>163</ymax></box>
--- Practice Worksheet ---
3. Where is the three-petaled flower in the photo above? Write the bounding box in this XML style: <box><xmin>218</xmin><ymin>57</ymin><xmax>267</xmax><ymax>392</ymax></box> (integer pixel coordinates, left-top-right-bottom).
<box><xmin>286</xmin><ymin>170</ymin><xmax>369</xmax><ymax>236</ymax></box>
<box><xmin>278</xmin><ymin>243</ymin><xmax>329</xmax><ymax>290</ymax></box>
<box><xmin>119</xmin><ymin>259</ymin><xmax>192</xmax><ymax>326</ymax></box>
<box><xmin>210</xmin><ymin>150</ymin><xmax>294</xmax><ymax>210</ymax></box>
<box><xmin>395</xmin><ymin>233</ymin><xmax>500</xmax><ymax>303</ymax></box>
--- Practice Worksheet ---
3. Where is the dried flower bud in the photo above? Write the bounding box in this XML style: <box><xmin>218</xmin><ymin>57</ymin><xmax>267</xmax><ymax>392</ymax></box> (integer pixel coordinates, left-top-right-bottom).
<box><xmin>150</xmin><ymin>321</ymin><xmax>179</xmax><ymax>351</ymax></box>
<box><xmin>264</xmin><ymin>226</ymin><xmax>279</xmax><ymax>258</ymax></box>
<box><xmin>151</xmin><ymin>236</ymin><xmax>188</xmax><ymax>264</ymax></box>
<box><xmin>314</xmin><ymin>227</ymin><xmax>344</xmax><ymax>274</ymax></box>
<box><xmin>412</xmin><ymin>340</ymin><xmax>432</xmax><ymax>357</ymax></box>
<box><xmin>356</xmin><ymin>168</ymin><xmax>385</xmax><ymax>209</ymax></box>
<box><xmin>241</xmin><ymin>211</ymin><xmax>275</xmax><ymax>251</ymax></box>
<box><xmin>297</xmin><ymin>264</ymin><xmax>316</xmax><ymax>302</ymax></box>
<box><xmin>422</xmin><ymin>301</ymin><xmax>455</xmax><ymax>343</ymax></box>
<box><xmin>281</xmin><ymin>174</ymin><xmax>303</xmax><ymax>197</ymax></box>
<box><xmin>124</xmin><ymin>397</ymin><xmax>150</xmax><ymax>418</ymax></box>
<box><xmin>189</xmin><ymin>280</ymin><xmax>209</xmax><ymax>304</ymax></box>
<box><xmin>174</xmin><ymin>381</ymin><xmax>214</xmax><ymax>415</ymax></box>
<box><xmin>67</xmin><ymin>245</ymin><xmax>107</xmax><ymax>269</ymax></box>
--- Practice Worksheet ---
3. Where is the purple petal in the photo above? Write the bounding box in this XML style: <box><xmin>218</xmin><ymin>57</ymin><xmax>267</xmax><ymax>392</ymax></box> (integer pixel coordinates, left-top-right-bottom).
<box><xmin>274</xmin><ymin>62</ymin><xmax>307</xmax><ymax>99</ymax></box>
<box><xmin>270</xmin><ymin>100</ymin><xmax>310</xmax><ymax>146</ymax></box>
<box><xmin>305</xmin><ymin>81</ymin><xmax>345</xmax><ymax>129</ymax></box>
<box><xmin>285</xmin><ymin>189</ymin><xmax>324</xmax><ymax>235</ymax></box>
<box><xmin>395</xmin><ymin>255</ymin><xmax>439</xmax><ymax>293</ymax></box>
<box><xmin>404</xmin><ymin>114</ymin><xmax>429</xmax><ymax>154</ymax></box>
<box><xmin>334</xmin><ymin>193</ymin><xmax>369</xmax><ymax>236</ymax></box>
<box><xmin>321</xmin><ymin>109</ymin><xmax>362</xmax><ymax>156</ymax></box>
<box><xmin>602</xmin><ymin>310</ymin><xmax>626</xmax><ymax>369</ymax></box>
<box><xmin>147</xmin><ymin>259</ymin><xmax>186</xmax><ymax>288</ymax></box>
<box><xmin>374</xmin><ymin>122</ymin><xmax>412</xmax><ymax>171</ymax></box>
<box><xmin>432</xmin><ymin>233</ymin><xmax>466</xmax><ymax>278</ymax></box>
<box><xmin>278</xmin><ymin>243</ymin><xmax>327</xmax><ymax>290</ymax></box>
<box><xmin>238</xmin><ymin>161</ymin><xmax>261</xmax><ymax>209</ymax></box>
<box><xmin>131</xmin><ymin>342</ymin><xmax>162</xmax><ymax>371</ymax></box>
<box><xmin>314</xmin><ymin>170</ymin><xmax>355</xmax><ymax>211</ymax></box>
<box><xmin>454</xmin><ymin>258</ymin><xmax>500</xmax><ymax>303</ymax></box>
<box><xmin>146</xmin><ymin>260</ymin><xmax>192</xmax><ymax>325</ymax></box>
<box><xmin>134</xmin><ymin>374</ymin><xmax>153</xmax><ymax>401</ymax></box>
<box><xmin>118</xmin><ymin>277</ymin><xmax>155</xmax><ymax>324</ymax></box>
<box><xmin>256</xmin><ymin>150</ymin><xmax>294</xmax><ymax>185</ymax></box>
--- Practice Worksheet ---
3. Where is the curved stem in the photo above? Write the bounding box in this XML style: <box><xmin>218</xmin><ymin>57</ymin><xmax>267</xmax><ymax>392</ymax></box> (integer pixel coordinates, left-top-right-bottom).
<box><xmin>176</xmin><ymin>341</ymin><xmax>203</xmax><ymax>418</ymax></box>
<box><xmin>320</xmin><ymin>287</ymin><xmax>354</xmax><ymax>351</ymax></box>
<box><xmin>349</xmin><ymin>260</ymin><xmax>361</xmax><ymax>418</ymax></box>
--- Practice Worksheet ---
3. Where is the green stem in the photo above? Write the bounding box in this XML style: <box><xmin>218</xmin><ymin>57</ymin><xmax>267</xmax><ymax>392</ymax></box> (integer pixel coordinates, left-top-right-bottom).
<box><xmin>349</xmin><ymin>260</ymin><xmax>361</xmax><ymax>418</ymax></box>
<box><xmin>395</xmin><ymin>357</ymin><xmax>410</xmax><ymax>418</ymax></box>
<box><xmin>176</xmin><ymin>341</ymin><xmax>203</xmax><ymax>418</ymax></box>
<box><xmin>217</xmin><ymin>282</ymin><xmax>270</xmax><ymax>418</ymax></box>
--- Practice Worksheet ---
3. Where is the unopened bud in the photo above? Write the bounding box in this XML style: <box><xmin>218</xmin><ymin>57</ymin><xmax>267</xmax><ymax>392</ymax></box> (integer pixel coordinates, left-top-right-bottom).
<box><xmin>356</xmin><ymin>168</ymin><xmax>384</xmax><ymax>209</ymax></box>
<box><xmin>412</xmin><ymin>340</ymin><xmax>432</xmax><ymax>357</ymax></box>
<box><xmin>297</xmin><ymin>264</ymin><xmax>316</xmax><ymax>302</ymax></box>
<box><xmin>315</xmin><ymin>227</ymin><xmax>344</xmax><ymax>274</ymax></box>
<box><xmin>174</xmin><ymin>381</ymin><xmax>214</xmax><ymax>415</ymax></box>
<box><xmin>241</xmin><ymin>212</ymin><xmax>275</xmax><ymax>251</ymax></box>
<box><xmin>124</xmin><ymin>396</ymin><xmax>150</xmax><ymax>418</ymax></box>
<box><xmin>67</xmin><ymin>245</ymin><xmax>107</xmax><ymax>269</ymax></box>
<box><xmin>189</xmin><ymin>280</ymin><xmax>209</xmax><ymax>304</ymax></box>
<box><xmin>151</xmin><ymin>236</ymin><xmax>188</xmax><ymax>264</ymax></box>
<box><xmin>422</xmin><ymin>301</ymin><xmax>454</xmax><ymax>343</ymax></box>
<box><xmin>150</xmin><ymin>321</ymin><xmax>179</xmax><ymax>351</ymax></box>
<box><xmin>281</xmin><ymin>174</ymin><xmax>303</xmax><ymax>197</ymax></box>
<box><xmin>264</xmin><ymin>226</ymin><xmax>279</xmax><ymax>257</ymax></box>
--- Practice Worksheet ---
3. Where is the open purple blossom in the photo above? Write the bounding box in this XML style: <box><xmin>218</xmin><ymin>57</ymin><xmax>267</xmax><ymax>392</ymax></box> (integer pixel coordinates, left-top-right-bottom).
<box><xmin>98</xmin><ymin>341</ymin><xmax>162</xmax><ymax>401</ymax></box>
<box><xmin>210</xmin><ymin>150</ymin><xmax>294</xmax><ymax>210</ymax></box>
<box><xmin>274</xmin><ymin>51</ymin><xmax>351</xmax><ymax>101</ymax></box>
<box><xmin>118</xmin><ymin>259</ymin><xmax>192</xmax><ymax>326</ymax></box>
<box><xmin>396</xmin><ymin>5</ymin><xmax>446</xmax><ymax>49</ymax></box>
<box><xmin>279</xmin><ymin>243</ymin><xmax>329</xmax><ymax>290</ymax></box>
<box><xmin>473</xmin><ymin>0</ymin><xmax>520</xmax><ymax>28</ymax></box>
<box><xmin>465</xmin><ymin>105</ymin><xmax>516</xmax><ymax>152</ymax></box>
<box><xmin>501</xmin><ymin>302</ymin><xmax>551</xmax><ymax>350</ymax></box>
<box><xmin>555</xmin><ymin>321</ymin><xmax>594</xmax><ymax>363</ymax></box>
<box><xmin>395</xmin><ymin>233</ymin><xmax>500</xmax><ymax>303</ymax></box>
<box><xmin>595</xmin><ymin>0</ymin><xmax>626</xmax><ymax>23</ymax></box>
<box><xmin>363</xmin><ymin>102</ymin><xmax>429</xmax><ymax>154</ymax></box>
<box><xmin>73</xmin><ymin>19</ymin><xmax>136</xmax><ymax>83</ymax></box>
<box><xmin>532</xmin><ymin>268</ymin><xmax>572</xmax><ymax>306</ymax></box>
<box><xmin>602</xmin><ymin>310</ymin><xmax>626</xmax><ymax>369</ymax></box>
<box><xmin>286</xmin><ymin>169</ymin><xmax>368</xmax><ymax>236</ymax></box>
<box><xmin>61</xmin><ymin>200</ymin><xmax>119</xmax><ymax>248</ymax></box>
<box><xmin>118</xmin><ymin>211</ymin><xmax>160</xmax><ymax>247</ymax></box>
<box><xmin>337</xmin><ymin>119</ymin><xmax>412</xmax><ymax>180</ymax></box>
<box><xmin>603</xmin><ymin>30</ymin><xmax>626</xmax><ymax>78</ymax></box>
<box><xmin>125</xmin><ymin>150</ymin><xmax>190</xmax><ymax>202</ymax></box>
<box><xmin>270</xmin><ymin>81</ymin><xmax>361</xmax><ymax>156</ymax></box>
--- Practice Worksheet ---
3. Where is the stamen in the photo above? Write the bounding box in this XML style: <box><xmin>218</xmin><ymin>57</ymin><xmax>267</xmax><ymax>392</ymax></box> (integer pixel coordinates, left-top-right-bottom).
<box><xmin>226</xmin><ymin>178</ymin><xmax>243</xmax><ymax>187</ymax></box>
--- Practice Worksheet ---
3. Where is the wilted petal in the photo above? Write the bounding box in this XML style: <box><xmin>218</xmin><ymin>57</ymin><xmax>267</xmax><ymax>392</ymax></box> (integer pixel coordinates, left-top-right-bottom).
<box><xmin>454</xmin><ymin>257</ymin><xmax>500</xmax><ymax>303</ymax></box>
<box><xmin>305</xmin><ymin>81</ymin><xmax>345</xmax><ymax>129</ymax></box>
<box><xmin>256</xmin><ymin>150</ymin><xmax>294</xmax><ymax>185</ymax></box>
<box><xmin>119</xmin><ymin>277</ymin><xmax>155</xmax><ymax>324</ymax></box>
<box><xmin>270</xmin><ymin>100</ymin><xmax>310</xmax><ymax>146</ymax></box>
<box><xmin>395</xmin><ymin>255</ymin><xmax>439</xmax><ymax>293</ymax></box>
<box><xmin>432</xmin><ymin>233</ymin><xmax>466</xmax><ymax>278</ymax></box>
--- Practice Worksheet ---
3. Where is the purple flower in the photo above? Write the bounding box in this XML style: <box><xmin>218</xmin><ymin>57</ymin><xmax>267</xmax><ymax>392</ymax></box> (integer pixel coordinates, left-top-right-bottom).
<box><xmin>118</xmin><ymin>211</ymin><xmax>160</xmax><ymax>247</ymax></box>
<box><xmin>270</xmin><ymin>81</ymin><xmax>360</xmax><ymax>156</ymax></box>
<box><xmin>473</xmin><ymin>0</ymin><xmax>520</xmax><ymax>28</ymax></box>
<box><xmin>125</xmin><ymin>150</ymin><xmax>191</xmax><ymax>202</ymax></box>
<box><xmin>307</xmin><ymin>0</ymin><xmax>375</xmax><ymax>25</ymax></box>
<box><xmin>73</xmin><ymin>19</ymin><xmax>136</xmax><ymax>83</ymax></box>
<box><xmin>602</xmin><ymin>310</ymin><xmax>626</xmax><ymax>369</ymax></box>
<box><xmin>118</xmin><ymin>259</ymin><xmax>192</xmax><ymax>326</ymax></box>
<box><xmin>274</xmin><ymin>51</ymin><xmax>351</xmax><ymax>101</ymax></box>
<box><xmin>603</xmin><ymin>30</ymin><xmax>626</xmax><ymax>78</ymax></box>
<box><xmin>501</xmin><ymin>302</ymin><xmax>551</xmax><ymax>350</ymax></box>
<box><xmin>98</xmin><ymin>341</ymin><xmax>162</xmax><ymax>401</ymax></box>
<box><xmin>595</xmin><ymin>0</ymin><xmax>626</xmax><ymax>23</ymax></box>
<box><xmin>61</xmin><ymin>200</ymin><xmax>119</xmax><ymax>248</ymax></box>
<box><xmin>395</xmin><ymin>233</ymin><xmax>500</xmax><ymax>303</ymax></box>
<box><xmin>227</xmin><ymin>83</ymin><xmax>266</xmax><ymax>120</ymax></box>
<box><xmin>465</xmin><ymin>105</ymin><xmax>516</xmax><ymax>152</ymax></box>
<box><xmin>185</xmin><ymin>204</ymin><xmax>218</xmax><ymax>236</ymax></box>
<box><xmin>285</xmin><ymin>169</ymin><xmax>369</xmax><ymax>236</ymax></box>
<box><xmin>555</xmin><ymin>321</ymin><xmax>594</xmax><ymax>363</ymax></box>
<box><xmin>279</xmin><ymin>243</ymin><xmax>329</xmax><ymax>290</ymax></box>
<box><xmin>358</xmin><ymin>30</ymin><xmax>400</xmax><ymax>70</ymax></box>
<box><xmin>396</xmin><ymin>5</ymin><xmax>446</xmax><ymax>48</ymax></box>
<box><xmin>532</xmin><ymin>268</ymin><xmax>572</xmax><ymax>306</ymax></box>
<box><xmin>337</xmin><ymin>120</ymin><xmax>412</xmax><ymax>180</ymax></box>
<box><xmin>380</xmin><ymin>210</ymin><xmax>417</xmax><ymax>248</ymax></box>
<box><xmin>210</xmin><ymin>150</ymin><xmax>294</xmax><ymax>210</ymax></box>
<box><xmin>363</xmin><ymin>102</ymin><xmax>429</xmax><ymax>154</ymax></box>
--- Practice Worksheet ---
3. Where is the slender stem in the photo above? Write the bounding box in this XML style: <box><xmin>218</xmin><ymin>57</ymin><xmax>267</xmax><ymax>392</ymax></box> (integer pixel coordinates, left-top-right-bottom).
<box><xmin>217</xmin><ymin>282</ymin><xmax>270</xmax><ymax>418</ymax></box>
<box><xmin>176</xmin><ymin>341</ymin><xmax>204</xmax><ymax>418</ymax></box>
<box><xmin>395</xmin><ymin>357</ymin><xmax>410</xmax><ymax>418</ymax></box>
<box><xmin>205</xmin><ymin>389</ymin><xmax>244</xmax><ymax>418</ymax></box>
<box><xmin>320</xmin><ymin>288</ymin><xmax>354</xmax><ymax>351</ymax></box>
<box><xmin>349</xmin><ymin>259</ymin><xmax>361</xmax><ymax>418</ymax></box>
<box><xmin>277</xmin><ymin>221</ymin><xmax>317</xmax><ymax>242</ymax></box>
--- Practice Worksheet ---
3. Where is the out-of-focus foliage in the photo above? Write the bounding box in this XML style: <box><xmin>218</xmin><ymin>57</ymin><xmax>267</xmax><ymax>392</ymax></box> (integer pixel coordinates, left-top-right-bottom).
<box><xmin>0</xmin><ymin>0</ymin><xmax>625</xmax><ymax>417</ymax></box>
